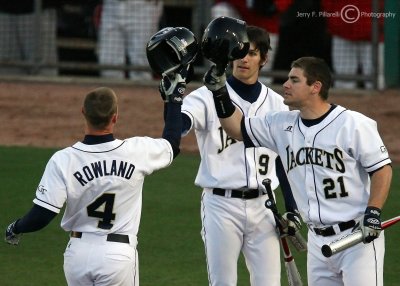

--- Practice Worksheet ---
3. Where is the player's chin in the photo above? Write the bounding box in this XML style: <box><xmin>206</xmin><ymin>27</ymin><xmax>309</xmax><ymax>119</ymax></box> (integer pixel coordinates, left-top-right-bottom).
<box><xmin>282</xmin><ymin>93</ymin><xmax>289</xmax><ymax>100</ymax></box>
<box><xmin>283</xmin><ymin>96</ymin><xmax>292</xmax><ymax>106</ymax></box>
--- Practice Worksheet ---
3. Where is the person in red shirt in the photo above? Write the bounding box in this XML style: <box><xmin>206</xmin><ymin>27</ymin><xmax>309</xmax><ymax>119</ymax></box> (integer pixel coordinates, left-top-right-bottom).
<box><xmin>321</xmin><ymin>0</ymin><xmax>385</xmax><ymax>89</ymax></box>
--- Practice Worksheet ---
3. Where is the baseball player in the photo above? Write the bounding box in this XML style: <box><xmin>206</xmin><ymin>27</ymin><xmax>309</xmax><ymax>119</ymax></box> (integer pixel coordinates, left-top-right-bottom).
<box><xmin>181</xmin><ymin>24</ymin><xmax>299</xmax><ymax>286</ymax></box>
<box><xmin>4</xmin><ymin>73</ymin><xmax>187</xmax><ymax>285</ymax></box>
<box><xmin>204</xmin><ymin>56</ymin><xmax>393</xmax><ymax>285</ymax></box>
<box><xmin>98</xmin><ymin>0</ymin><xmax>163</xmax><ymax>80</ymax></box>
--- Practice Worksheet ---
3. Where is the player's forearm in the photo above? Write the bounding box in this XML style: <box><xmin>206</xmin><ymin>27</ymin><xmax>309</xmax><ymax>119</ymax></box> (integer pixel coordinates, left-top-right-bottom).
<box><xmin>367</xmin><ymin>164</ymin><xmax>392</xmax><ymax>209</ymax></box>
<box><xmin>275</xmin><ymin>157</ymin><xmax>298</xmax><ymax>212</ymax></box>
<box><xmin>162</xmin><ymin>102</ymin><xmax>182</xmax><ymax>158</ymax></box>
<box><xmin>13</xmin><ymin>204</ymin><xmax>57</xmax><ymax>234</ymax></box>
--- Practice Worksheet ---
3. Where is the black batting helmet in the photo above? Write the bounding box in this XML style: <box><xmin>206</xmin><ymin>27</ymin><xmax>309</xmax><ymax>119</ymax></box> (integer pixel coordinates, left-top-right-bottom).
<box><xmin>146</xmin><ymin>27</ymin><xmax>198</xmax><ymax>76</ymax></box>
<box><xmin>201</xmin><ymin>16</ymin><xmax>250</xmax><ymax>65</ymax></box>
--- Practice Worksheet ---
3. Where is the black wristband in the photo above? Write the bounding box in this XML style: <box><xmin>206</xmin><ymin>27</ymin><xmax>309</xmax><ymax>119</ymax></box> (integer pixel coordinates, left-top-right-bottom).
<box><xmin>212</xmin><ymin>86</ymin><xmax>235</xmax><ymax>118</ymax></box>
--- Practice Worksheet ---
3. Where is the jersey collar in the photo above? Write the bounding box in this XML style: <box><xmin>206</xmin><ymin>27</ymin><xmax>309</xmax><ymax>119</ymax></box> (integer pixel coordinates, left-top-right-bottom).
<box><xmin>82</xmin><ymin>134</ymin><xmax>115</xmax><ymax>145</ymax></box>
<box><xmin>227</xmin><ymin>75</ymin><xmax>261</xmax><ymax>104</ymax></box>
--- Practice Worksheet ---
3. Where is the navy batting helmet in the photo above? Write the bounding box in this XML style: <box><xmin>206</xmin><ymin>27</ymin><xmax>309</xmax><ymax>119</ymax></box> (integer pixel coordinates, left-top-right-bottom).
<box><xmin>201</xmin><ymin>16</ymin><xmax>250</xmax><ymax>66</ymax></box>
<box><xmin>146</xmin><ymin>27</ymin><xmax>198</xmax><ymax>76</ymax></box>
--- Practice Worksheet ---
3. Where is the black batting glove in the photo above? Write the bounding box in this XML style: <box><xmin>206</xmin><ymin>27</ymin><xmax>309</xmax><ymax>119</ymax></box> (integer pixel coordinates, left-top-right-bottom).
<box><xmin>203</xmin><ymin>64</ymin><xmax>227</xmax><ymax>94</ymax></box>
<box><xmin>159</xmin><ymin>73</ymin><xmax>186</xmax><ymax>104</ymax></box>
<box><xmin>282</xmin><ymin>210</ymin><xmax>302</xmax><ymax>236</ymax></box>
<box><xmin>159</xmin><ymin>64</ymin><xmax>191</xmax><ymax>104</ymax></box>
<box><xmin>5</xmin><ymin>220</ymin><xmax>22</xmax><ymax>246</ymax></box>
<box><xmin>355</xmin><ymin>206</ymin><xmax>382</xmax><ymax>244</ymax></box>
<box><xmin>203</xmin><ymin>64</ymin><xmax>236</xmax><ymax>118</ymax></box>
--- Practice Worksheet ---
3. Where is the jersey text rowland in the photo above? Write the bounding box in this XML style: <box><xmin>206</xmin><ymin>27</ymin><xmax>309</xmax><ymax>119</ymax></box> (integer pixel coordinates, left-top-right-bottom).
<box><xmin>73</xmin><ymin>159</ymin><xmax>136</xmax><ymax>186</ymax></box>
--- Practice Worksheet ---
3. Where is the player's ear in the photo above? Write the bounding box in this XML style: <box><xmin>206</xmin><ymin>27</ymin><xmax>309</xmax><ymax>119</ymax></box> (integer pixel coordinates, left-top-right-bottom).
<box><xmin>311</xmin><ymin>81</ymin><xmax>322</xmax><ymax>95</ymax></box>
<box><xmin>259</xmin><ymin>54</ymin><xmax>267</xmax><ymax>69</ymax></box>
<box><xmin>111</xmin><ymin>113</ymin><xmax>118</xmax><ymax>124</ymax></box>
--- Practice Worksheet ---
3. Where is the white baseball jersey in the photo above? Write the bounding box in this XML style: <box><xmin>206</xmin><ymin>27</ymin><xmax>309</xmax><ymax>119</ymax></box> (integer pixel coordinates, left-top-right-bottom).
<box><xmin>182</xmin><ymin>83</ymin><xmax>288</xmax><ymax>191</ymax></box>
<box><xmin>244</xmin><ymin>105</ymin><xmax>391</xmax><ymax>226</ymax></box>
<box><xmin>182</xmin><ymin>81</ymin><xmax>288</xmax><ymax>286</ymax></box>
<box><xmin>33</xmin><ymin>137</ymin><xmax>173</xmax><ymax>236</ymax></box>
<box><xmin>244</xmin><ymin>105</ymin><xmax>390</xmax><ymax>285</ymax></box>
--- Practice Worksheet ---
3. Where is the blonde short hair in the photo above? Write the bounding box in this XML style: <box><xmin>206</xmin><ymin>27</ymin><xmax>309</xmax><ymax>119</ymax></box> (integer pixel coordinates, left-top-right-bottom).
<box><xmin>83</xmin><ymin>87</ymin><xmax>118</xmax><ymax>129</ymax></box>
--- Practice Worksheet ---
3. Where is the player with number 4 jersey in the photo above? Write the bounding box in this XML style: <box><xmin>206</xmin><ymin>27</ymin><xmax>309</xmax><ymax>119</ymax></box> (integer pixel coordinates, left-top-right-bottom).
<box><xmin>4</xmin><ymin>83</ymin><xmax>186</xmax><ymax>285</ymax></box>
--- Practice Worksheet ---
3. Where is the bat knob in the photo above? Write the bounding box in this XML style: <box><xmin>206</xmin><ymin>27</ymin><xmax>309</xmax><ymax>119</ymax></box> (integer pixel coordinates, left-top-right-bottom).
<box><xmin>262</xmin><ymin>178</ymin><xmax>271</xmax><ymax>187</ymax></box>
<box><xmin>321</xmin><ymin>245</ymin><xmax>333</xmax><ymax>258</ymax></box>
<box><xmin>265</xmin><ymin>199</ymin><xmax>273</xmax><ymax>209</ymax></box>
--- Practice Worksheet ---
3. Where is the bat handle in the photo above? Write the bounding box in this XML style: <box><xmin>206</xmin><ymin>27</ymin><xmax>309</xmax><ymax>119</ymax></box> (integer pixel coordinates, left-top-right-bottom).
<box><xmin>262</xmin><ymin>178</ymin><xmax>274</xmax><ymax>200</ymax></box>
<box><xmin>288</xmin><ymin>231</ymin><xmax>308</xmax><ymax>252</ymax></box>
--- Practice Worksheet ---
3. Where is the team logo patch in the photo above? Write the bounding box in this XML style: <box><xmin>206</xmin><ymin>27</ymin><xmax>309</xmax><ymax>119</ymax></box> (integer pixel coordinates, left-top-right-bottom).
<box><xmin>178</xmin><ymin>87</ymin><xmax>185</xmax><ymax>95</ymax></box>
<box><xmin>285</xmin><ymin>126</ymin><xmax>293</xmax><ymax>132</ymax></box>
<box><xmin>37</xmin><ymin>185</ymin><xmax>47</xmax><ymax>194</ymax></box>
<box><xmin>367</xmin><ymin>218</ymin><xmax>380</xmax><ymax>225</ymax></box>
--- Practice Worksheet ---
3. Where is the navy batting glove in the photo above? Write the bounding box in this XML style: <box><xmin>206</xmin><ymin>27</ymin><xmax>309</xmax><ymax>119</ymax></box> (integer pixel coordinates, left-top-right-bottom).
<box><xmin>5</xmin><ymin>220</ymin><xmax>22</xmax><ymax>246</ymax></box>
<box><xmin>358</xmin><ymin>206</ymin><xmax>382</xmax><ymax>243</ymax></box>
<box><xmin>282</xmin><ymin>210</ymin><xmax>302</xmax><ymax>236</ymax></box>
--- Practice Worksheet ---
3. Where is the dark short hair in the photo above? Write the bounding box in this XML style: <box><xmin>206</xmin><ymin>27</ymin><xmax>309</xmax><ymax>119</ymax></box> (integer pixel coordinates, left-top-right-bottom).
<box><xmin>246</xmin><ymin>25</ymin><xmax>271</xmax><ymax>64</ymax></box>
<box><xmin>291</xmin><ymin>57</ymin><xmax>332</xmax><ymax>100</ymax></box>
<box><xmin>83</xmin><ymin>87</ymin><xmax>118</xmax><ymax>129</ymax></box>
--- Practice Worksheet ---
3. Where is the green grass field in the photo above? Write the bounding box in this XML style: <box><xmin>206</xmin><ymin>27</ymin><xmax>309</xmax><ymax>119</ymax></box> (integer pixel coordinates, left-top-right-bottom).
<box><xmin>1</xmin><ymin>146</ymin><xmax>399</xmax><ymax>285</ymax></box>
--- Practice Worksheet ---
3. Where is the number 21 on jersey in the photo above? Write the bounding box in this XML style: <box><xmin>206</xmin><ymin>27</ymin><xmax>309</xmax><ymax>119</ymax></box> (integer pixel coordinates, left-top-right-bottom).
<box><xmin>323</xmin><ymin>176</ymin><xmax>349</xmax><ymax>199</ymax></box>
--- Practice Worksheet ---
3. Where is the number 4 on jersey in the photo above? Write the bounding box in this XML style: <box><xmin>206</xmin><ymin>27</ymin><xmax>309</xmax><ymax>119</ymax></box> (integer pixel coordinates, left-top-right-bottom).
<box><xmin>87</xmin><ymin>193</ymin><xmax>116</xmax><ymax>229</ymax></box>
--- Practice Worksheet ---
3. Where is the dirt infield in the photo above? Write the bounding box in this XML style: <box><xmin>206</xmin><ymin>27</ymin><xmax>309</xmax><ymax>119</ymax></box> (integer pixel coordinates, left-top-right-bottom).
<box><xmin>0</xmin><ymin>79</ymin><xmax>399</xmax><ymax>164</ymax></box>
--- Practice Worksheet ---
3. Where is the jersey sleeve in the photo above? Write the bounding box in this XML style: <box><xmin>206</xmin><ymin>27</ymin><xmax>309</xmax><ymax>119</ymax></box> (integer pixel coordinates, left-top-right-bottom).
<box><xmin>127</xmin><ymin>137</ymin><xmax>174</xmax><ymax>175</ymax></box>
<box><xmin>33</xmin><ymin>152</ymin><xmax>68</xmax><ymax>213</ymax></box>
<box><xmin>244</xmin><ymin>112</ymin><xmax>280</xmax><ymax>154</ymax></box>
<box><xmin>181</xmin><ymin>86</ymin><xmax>213</xmax><ymax>135</ymax></box>
<box><xmin>348</xmin><ymin>112</ymin><xmax>391</xmax><ymax>172</ymax></box>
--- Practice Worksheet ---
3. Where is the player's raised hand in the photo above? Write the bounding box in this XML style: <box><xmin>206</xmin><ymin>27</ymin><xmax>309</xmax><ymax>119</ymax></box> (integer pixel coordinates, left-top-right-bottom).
<box><xmin>159</xmin><ymin>70</ymin><xmax>187</xmax><ymax>105</ymax></box>
<box><xmin>282</xmin><ymin>211</ymin><xmax>302</xmax><ymax>236</ymax></box>
<box><xmin>5</xmin><ymin>220</ymin><xmax>22</xmax><ymax>246</ymax></box>
<box><xmin>354</xmin><ymin>206</ymin><xmax>382</xmax><ymax>243</ymax></box>
<box><xmin>203</xmin><ymin>64</ymin><xmax>227</xmax><ymax>93</ymax></box>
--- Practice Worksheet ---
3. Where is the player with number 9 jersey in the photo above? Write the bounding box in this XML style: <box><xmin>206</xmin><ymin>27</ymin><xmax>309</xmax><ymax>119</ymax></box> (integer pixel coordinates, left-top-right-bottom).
<box><xmin>181</xmin><ymin>25</ymin><xmax>298</xmax><ymax>286</ymax></box>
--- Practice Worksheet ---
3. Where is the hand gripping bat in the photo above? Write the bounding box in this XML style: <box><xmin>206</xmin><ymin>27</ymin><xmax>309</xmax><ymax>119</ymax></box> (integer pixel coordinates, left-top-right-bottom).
<box><xmin>262</xmin><ymin>179</ymin><xmax>307</xmax><ymax>252</ymax></box>
<box><xmin>262</xmin><ymin>179</ymin><xmax>305</xmax><ymax>286</ymax></box>
<box><xmin>321</xmin><ymin>215</ymin><xmax>400</xmax><ymax>257</ymax></box>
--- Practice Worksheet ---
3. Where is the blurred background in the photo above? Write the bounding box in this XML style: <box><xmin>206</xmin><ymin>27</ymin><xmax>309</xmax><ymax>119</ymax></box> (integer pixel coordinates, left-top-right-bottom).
<box><xmin>0</xmin><ymin>0</ymin><xmax>399</xmax><ymax>90</ymax></box>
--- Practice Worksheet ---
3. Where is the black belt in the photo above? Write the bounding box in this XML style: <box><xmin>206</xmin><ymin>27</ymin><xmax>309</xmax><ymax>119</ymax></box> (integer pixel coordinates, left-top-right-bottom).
<box><xmin>313</xmin><ymin>220</ymin><xmax>356</xmax><ymax>237</ymax></box>
<box><xmin>70</xmin><ymin>231</ymin><xmax>130</xmax><ymax>244</ymax></box>
<box><xmin>212</xmin><ymin>188</ymin><xmax>263</xmax><ymax>200</ymax></box>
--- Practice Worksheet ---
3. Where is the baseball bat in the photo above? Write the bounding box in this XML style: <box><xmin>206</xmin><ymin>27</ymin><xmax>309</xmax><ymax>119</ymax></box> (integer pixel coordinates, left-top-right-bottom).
<box><xmin>321</xmin><ymin>215</ymin><xmax>400</xmax><ymax>258</ymax></box>
<box><xmin>262</xmin><ymin>179</ymin><xmax>308</xmax><ymax>252</ymax></box>
<box><xmin>280</xmin><ymin>236</ymin><xmax>304</xmax><ymax>286</ymax></box>
<box><xmin>262</xmin><ymin>179</ymin><xmax>304</xmax><ymax>286</ymax></box>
